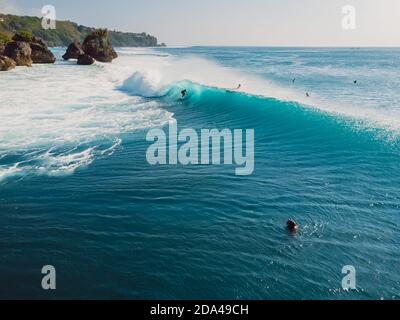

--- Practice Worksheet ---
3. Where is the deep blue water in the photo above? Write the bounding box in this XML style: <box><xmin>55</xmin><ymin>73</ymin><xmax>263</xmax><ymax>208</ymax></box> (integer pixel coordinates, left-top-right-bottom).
<box><xmin>0</xmin><ymin>47</ymin><xmax>399</xmax><ymax>299</ymax></box>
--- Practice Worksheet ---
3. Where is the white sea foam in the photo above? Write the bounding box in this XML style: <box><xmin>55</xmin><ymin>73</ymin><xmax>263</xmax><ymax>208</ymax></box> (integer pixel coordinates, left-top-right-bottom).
<box><xmin>0</xmin><ymin>52</ymin><xmax>172</xmax><ymax>180</ymax></box>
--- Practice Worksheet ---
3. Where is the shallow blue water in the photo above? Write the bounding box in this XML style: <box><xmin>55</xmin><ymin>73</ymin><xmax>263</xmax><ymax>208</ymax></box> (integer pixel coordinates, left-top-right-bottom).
<box><xmin>0</xmin><ymin>47</ymin><xmax>399</xmax><ymax>299</ymax></box>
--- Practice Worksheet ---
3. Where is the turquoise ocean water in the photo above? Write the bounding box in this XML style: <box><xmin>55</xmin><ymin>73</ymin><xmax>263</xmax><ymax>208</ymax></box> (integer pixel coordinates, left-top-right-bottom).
<box><xmin>0</xmin><ymin>47</ymin><xmax>399</xmax><ymax>299</ymax></box>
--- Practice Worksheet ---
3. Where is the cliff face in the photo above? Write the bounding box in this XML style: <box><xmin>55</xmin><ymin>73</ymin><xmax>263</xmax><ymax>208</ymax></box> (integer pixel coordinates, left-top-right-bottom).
<box><xmin>0</xmin><ymin>13</ymin><xmax>164</xmax><ymax>47</ymax></box>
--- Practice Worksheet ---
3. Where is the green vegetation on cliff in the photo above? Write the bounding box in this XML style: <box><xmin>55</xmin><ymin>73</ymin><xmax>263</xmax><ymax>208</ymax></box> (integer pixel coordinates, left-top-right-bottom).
<box><xmin>0</xmin><ymin>31</ymin><xmax>11</xmax><ymax>44</ymax></box>
<box><xmin>0</xmin><ymin>13</ymin><xmax>165</xmax><ymax>47</ymax></box>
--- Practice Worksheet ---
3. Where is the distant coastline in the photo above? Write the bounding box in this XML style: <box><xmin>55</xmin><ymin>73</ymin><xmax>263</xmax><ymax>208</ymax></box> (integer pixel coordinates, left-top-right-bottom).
<box><xmin>0</xmin><ymin>13</ymin><xmax>166</xmax><ymax>47</ymax></box>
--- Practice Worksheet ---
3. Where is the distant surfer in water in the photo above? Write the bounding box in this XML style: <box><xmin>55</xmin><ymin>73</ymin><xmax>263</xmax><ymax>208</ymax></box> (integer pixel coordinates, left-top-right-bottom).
<box><xmin>292</xmin><ymin>78</ymin><xmax>296</xmax><ymax>84</ymax></box>
<box><xmin>354</xmin><ymin>80</ymin><xmax>357</xmax><ymax>84</ymax></box>
<box><xmin>181</xmin><ymin>89</ymin><xmax>187</xmax><ymax>98</ymax></box>
<box><xmin>306</xmin><ymin>92</ymin><xmax>310</xmax><ymax>97</ymax></box>
<box><xmin>226</xmin><ymin>84</ymin><xmax>242</xmax><ymax>93</ymax></box>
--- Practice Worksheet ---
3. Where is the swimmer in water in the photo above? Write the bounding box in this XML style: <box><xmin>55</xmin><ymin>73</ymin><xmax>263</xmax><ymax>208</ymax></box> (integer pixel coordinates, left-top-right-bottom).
<box><xmin>287</xmin><ymin>219</ymin><xmax>299</xmax><ymax>233</ymax></box>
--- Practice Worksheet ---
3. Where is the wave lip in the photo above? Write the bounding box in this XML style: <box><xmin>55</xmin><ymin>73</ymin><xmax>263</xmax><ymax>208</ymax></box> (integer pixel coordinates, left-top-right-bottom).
<box><xmin>119</xmin><ymin>71</ymin><xmax>167</xmax><ymax>98</ymax></box>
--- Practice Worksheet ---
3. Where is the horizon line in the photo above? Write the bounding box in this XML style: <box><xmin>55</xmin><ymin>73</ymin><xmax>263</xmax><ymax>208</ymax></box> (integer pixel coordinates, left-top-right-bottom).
<box><xmin>163</xmin><ymin>45</ymin><xmax>400</xmax><ymax>48</ymax></box>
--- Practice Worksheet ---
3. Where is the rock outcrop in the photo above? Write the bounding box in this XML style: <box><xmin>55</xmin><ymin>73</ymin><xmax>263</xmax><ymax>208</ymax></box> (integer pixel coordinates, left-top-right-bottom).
<box><xmin>82</xmin><ymin>29</ymin><xmax>118</xmax><ymax>63</ymax></box>
<box><xmin>10</xmin><ymin>33</ymin><xmax>55</xmax><ymax>64</ymax></box>
<box><xmin>0</xmin><ymin>44</ymin><xmax>5</xmax><ymax>56</ymax></box>
<box><xmin>0</xmin><ymin>55</ymin><xmax>16</xmax><ymax>71</ymax></box>
<box><xmin>30</xmin><ymin>41</ymin><xmax>56</xmax><ymax>64</ymax></box>
<box><xmin>31</xmin><ymin>36</ymin><xmax>48</xmax><ymax>47</ymax></box>
<box><xmin>63</xmin><ymin>41</ymin><xmax>84</xmax><ymax>60</ymax></box>
<box><xmin>4</xmin><ymin>41</ymin><xmax>32</xmax><ymax>66</ymax></box>
<box><xmin>77</xmin><ymin>53</ymin><xmax>95</xmax><ymax>65</ymax></box>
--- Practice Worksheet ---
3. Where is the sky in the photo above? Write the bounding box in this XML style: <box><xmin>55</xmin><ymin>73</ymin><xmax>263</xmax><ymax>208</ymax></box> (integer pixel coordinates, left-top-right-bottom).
<box><xmin>1</xmin><ymin>0</ymin><xmax>400</xmax><ymax>46</ymax></box>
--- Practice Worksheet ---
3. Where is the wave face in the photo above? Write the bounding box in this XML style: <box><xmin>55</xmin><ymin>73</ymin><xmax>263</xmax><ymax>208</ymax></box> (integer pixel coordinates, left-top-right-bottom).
<box><xmin>1</xmin><ymin>47</ymin><xmax>400</xmax><ymax>300</ymax></box>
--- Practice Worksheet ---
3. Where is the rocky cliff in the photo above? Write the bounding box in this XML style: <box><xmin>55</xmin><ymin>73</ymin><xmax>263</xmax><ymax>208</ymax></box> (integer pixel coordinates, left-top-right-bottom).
<box><xmin>0</xmin><ymin>13</ymin><xmax>165</xmax><ymax>47</ymax></box>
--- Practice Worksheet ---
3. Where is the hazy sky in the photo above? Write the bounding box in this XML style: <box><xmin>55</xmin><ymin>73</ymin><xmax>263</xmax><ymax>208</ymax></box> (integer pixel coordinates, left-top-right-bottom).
<box><xmin>1</xmin><ymin>0</ymin><xmax>400</xmax><ymax>46</ymax></box>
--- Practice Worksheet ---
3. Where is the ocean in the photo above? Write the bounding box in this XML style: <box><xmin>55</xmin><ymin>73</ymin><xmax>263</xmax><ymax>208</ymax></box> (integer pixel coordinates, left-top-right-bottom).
<box><xmin>0</xmin><ymin>47</ymin><xmax>399</xmax><ymax>299</ymax></box>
